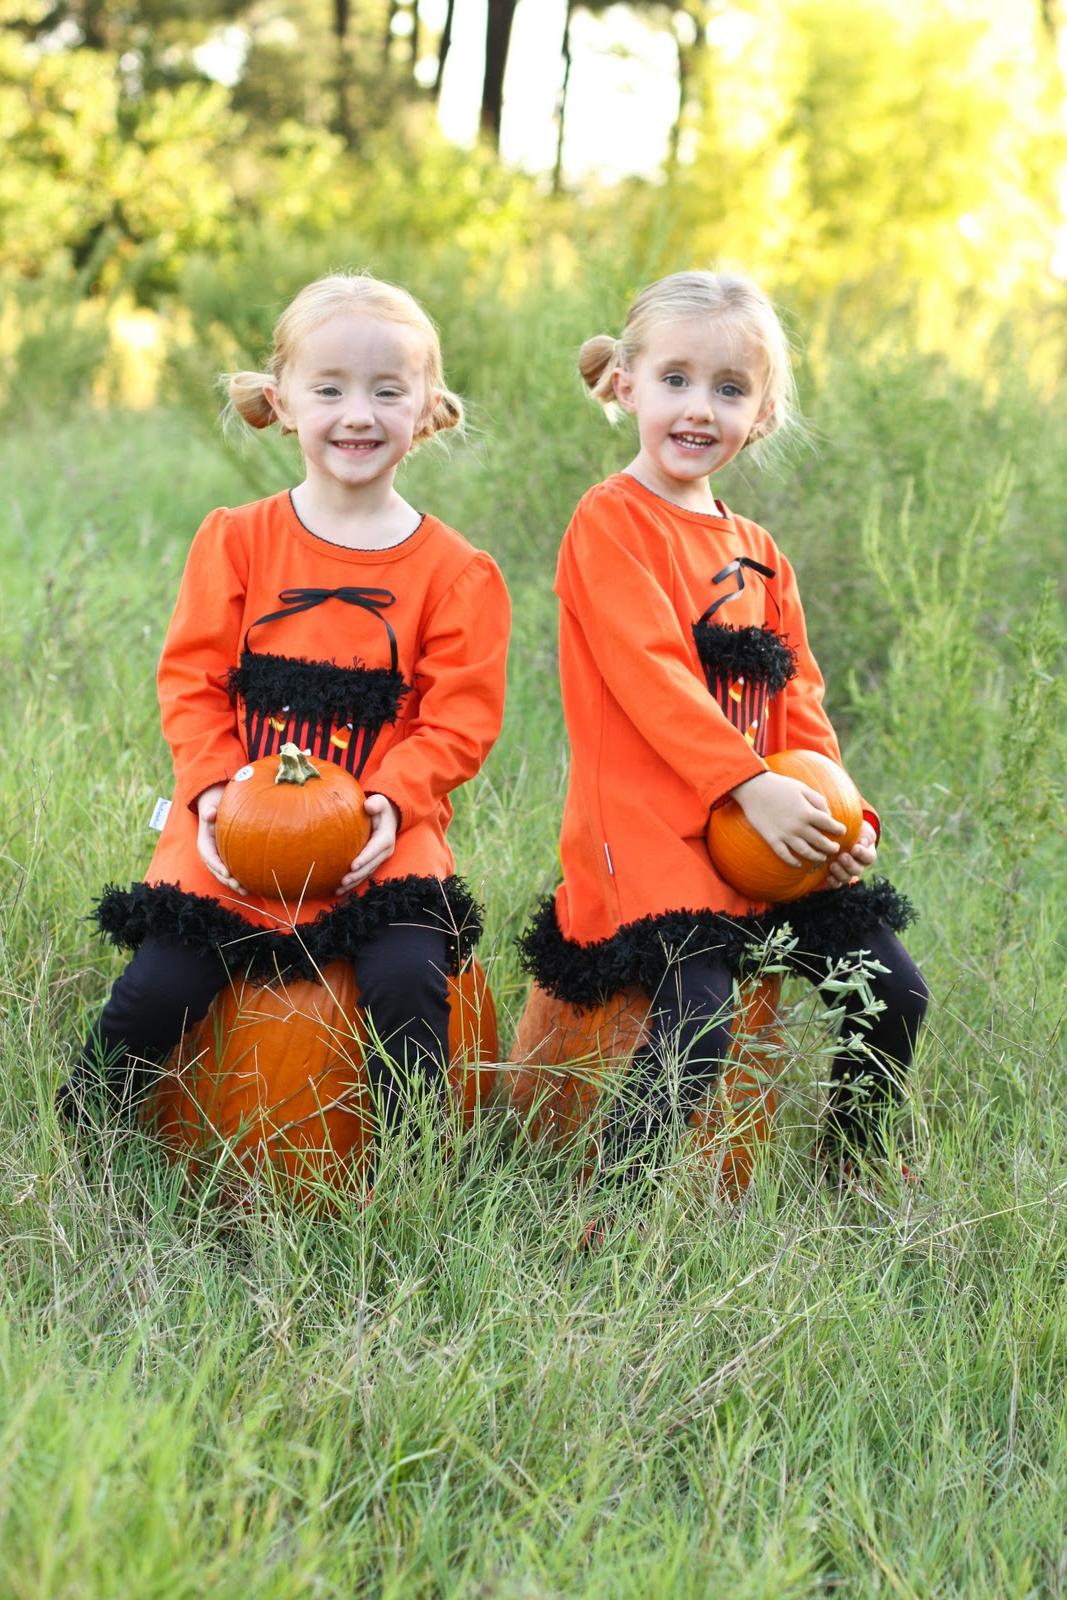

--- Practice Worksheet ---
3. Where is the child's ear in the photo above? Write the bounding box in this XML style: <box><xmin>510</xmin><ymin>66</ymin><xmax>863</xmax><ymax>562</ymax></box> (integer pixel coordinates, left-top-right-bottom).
<box><xmin>747</xmin><ymin>398</ymin><xmax>776</xmax><ymax>445</ymax></box>
<box><xmin>263</xmin><ymin>383</ymin><xmax>290</xmax><ymax>431</ymax></box>
<box><xmin>612</xmin><ymin>366</ymin><xmax>637</xmax><ymax>414</ymax></box>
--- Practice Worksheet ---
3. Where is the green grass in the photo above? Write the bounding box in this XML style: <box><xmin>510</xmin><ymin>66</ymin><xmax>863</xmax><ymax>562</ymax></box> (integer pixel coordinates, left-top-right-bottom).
<box><xmin>0</xmin><ymin>327</ymin><xmax>1065</xmax><ymax>1596</ymax></box>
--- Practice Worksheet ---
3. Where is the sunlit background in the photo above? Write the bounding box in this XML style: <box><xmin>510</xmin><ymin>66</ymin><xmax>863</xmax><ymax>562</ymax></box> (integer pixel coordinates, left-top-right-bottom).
<box><xmin>2</xmin><ymin>0</ymin><xmax>1065</xmax><ymax>402</ymax></box>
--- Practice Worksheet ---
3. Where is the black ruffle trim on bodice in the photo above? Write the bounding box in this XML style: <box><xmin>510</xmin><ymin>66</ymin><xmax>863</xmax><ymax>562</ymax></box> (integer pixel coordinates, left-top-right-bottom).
<box><xmin>517</xmin><ymin>878</ymin><xmax>916</xmax><ymax>1011</ymax></box>
<box><xmin>226</xmin><ymin>650</ymin><xmax>409</xmax><ymax>728</ymax></box>
<box><xmin>93</xmin><ymin>875</ymin><xmax>481</xmax><ymax>983</ymax></box>
<box><xmin>691</xmin><ymin>621</ymin><xmax>797</xmax><ymax>692</ymax></box>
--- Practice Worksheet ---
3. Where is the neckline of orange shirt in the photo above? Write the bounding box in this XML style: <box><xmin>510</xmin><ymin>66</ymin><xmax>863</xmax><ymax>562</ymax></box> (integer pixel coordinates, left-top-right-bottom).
<box><xmin>282</xmin><ymin>489</ymin><xmax>435</xmax><ymax>563</ymax></box>
<box><xmin>615</xmin><ymin>470</ymin><xmax>734</xmax><ymax>528</ymax></box>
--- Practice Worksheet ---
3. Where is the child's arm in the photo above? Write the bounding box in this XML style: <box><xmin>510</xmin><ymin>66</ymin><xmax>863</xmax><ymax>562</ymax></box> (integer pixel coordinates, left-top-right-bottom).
<box><xmin>826</xmin><ymin>822</ymin><xmax>878</xmax><ymax>885</ymax></box>
<box><xmin>156</xmin><ymin>509</ymin><xmax>249</xmax><ymax>812</ymax></box>
<box><xmin>730</xmin><ymin>769</ymin><xmax>845</xmax><ymax>867</ymax></box>
<box><xmin>195</xmin><ymin>782</ymin><xmax>246</xmax><ymax>892</ymax></box>
<box><xmin>359</xmin><ymin>553</ymin><xmax>510</xmax><ymax>841</ymax></box>
<box><xmin>335</xmin><ymin>795</ymin><xmax>399</xmax><ymax>892</ymax></box>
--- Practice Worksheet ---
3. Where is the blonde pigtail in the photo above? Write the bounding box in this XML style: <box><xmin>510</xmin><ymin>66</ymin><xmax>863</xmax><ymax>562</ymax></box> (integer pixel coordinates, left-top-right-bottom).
<box><xmin>578</xmin><ymin>334</ymin><xmax>622</xmax><ymax>412</ymax></box>
<box><xmin>225</xmin><ymin>370</ymin><xmax>280</xmax><ymax>431</ymax></box>
<box><xmin>418</xmin><ymin>386</ymin><xmax>465</xmax><ymax>444</ymax></box>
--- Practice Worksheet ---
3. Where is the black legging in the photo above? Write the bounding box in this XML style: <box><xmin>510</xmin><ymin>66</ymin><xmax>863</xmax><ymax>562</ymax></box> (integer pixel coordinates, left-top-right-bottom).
<box><xmin>604</xmin><ymin>925</ymin><xmax>928</xmax><ymax>1165</ymax></box>
<box><xmin>61</xmin><ymin>924</ymin><xmax>451</xmax><ymax>1134</ymax></box>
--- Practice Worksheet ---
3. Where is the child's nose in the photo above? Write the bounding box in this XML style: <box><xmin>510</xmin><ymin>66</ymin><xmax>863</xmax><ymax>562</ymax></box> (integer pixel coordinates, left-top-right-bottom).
<box><xmin>684</xmin><ymin>389</ymin><xmax>715</xmax><ymax>420</ymax></box>
<box><xmin>342</xmin><ymin>394</ymin><xmax>375</xmax><ymax>427</ymax></box>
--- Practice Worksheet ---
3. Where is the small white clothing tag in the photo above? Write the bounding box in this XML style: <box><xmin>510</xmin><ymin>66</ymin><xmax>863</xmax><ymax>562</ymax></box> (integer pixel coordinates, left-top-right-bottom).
<box><xmin>149</xmin><ymin>797</ymin><xmax>172</xmax><ymax>832</ymax></box>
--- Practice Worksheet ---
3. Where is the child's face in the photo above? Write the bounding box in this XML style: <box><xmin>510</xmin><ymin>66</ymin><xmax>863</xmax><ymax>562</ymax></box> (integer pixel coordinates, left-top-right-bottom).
<box><xmin>266</xmin><ymin>312</ymin><xmax>434</xmax><ymax>501</ymax></box>
<box><xmin>613</xmin><ymin>316</ymin><xmax>772</xmax><ymax>507</ymax></box>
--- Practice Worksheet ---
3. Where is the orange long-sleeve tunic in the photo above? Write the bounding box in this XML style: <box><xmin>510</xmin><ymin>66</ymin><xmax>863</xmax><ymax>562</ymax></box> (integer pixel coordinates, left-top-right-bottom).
<box><xmin>96</xmin><ymin>491</ymin><xmax>510</xmax><ymax>979</ymax></box>
<box><xmin>520</xmin><ymin>474</ymin><xmax>909</xmax><ymax>1006</ymax></box>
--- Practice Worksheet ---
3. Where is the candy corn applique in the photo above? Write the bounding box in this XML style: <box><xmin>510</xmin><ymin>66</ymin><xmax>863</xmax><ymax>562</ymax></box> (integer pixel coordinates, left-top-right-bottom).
<box><xmin>690</xmin><ymin>619</ymin><xmax>797</xmax><ymax>758</ymax></box>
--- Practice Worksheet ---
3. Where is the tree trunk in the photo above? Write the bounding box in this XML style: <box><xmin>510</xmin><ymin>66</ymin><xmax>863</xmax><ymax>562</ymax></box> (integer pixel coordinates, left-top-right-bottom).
<box><xmin>480</xmin><ymin>0</ymin><xmax>519</xmax><ymax>149</ymax></box>
<box><xmin>333</xmin><ymin>0</ymin><xmax>354</xmax><ymax>144</ymax></box>
<box><xmin>669</xmin><ymin>33</ymin><xmax>688</xmax><ymax>171</ymax></box>
<box><xmin>383</xmin><ymin>0</ymin><xmax>398</xmax><ymax>64</ymax></box>
<box><xmin>669</xmin><ymin>1</ymin><xmax>710</xmax><ymax>173</ymax></box>
<box><xmin>80</xmin><ymin>0</ymin><xmax>110</xmax><ymax>50</ymax></box>
<box><xmin>409</xmin><ymin>0</ymin><xmax>420</xmax><ymax>77</ymax></box>
<box><xmin>552</xmin><ymin>0</ymin><xmax>574</xmax><ymax>195</ymax></box>
<box><xmin>433</xmin><ymin>0</ymin><xmax>455</xmax><ymax>99</ymax></box>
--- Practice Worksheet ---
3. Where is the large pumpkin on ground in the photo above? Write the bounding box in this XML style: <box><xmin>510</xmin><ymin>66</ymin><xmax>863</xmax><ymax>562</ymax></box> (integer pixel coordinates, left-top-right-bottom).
<box><xmin>142</xmin><ymin>959</ymin><xmax>497</xmax><ymax>1198</ymax></box>
<box><xmin>215</xmin><ymin>742</ymin><xmax>372</xmax><ymax>901</ymax></box>
<box><xmin>707</xmin><ymin>748</ymin><xmax>863</xmax><ymax>903</ymax></box>
<box><xmin>505</xmin><ymin>975</ymin><xmax>783</xmax><ymax>1201</ymax></box>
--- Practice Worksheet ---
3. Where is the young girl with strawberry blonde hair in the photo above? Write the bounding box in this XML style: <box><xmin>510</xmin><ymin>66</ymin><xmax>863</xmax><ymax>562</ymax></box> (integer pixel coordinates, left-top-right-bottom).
<box><xmin>63</xmin><ymin>272</ymin><xmax>510</xmax><ymax>1132</ymax></box>
<box><xmin>519</xmin><ymin>269</ymin><xmax>927</xmax><ymax>1179</ymax></box>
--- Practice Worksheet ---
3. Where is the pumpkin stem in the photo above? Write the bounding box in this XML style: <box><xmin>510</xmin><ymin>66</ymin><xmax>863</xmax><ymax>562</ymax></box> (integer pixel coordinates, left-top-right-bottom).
<box><xmin>275</xmin><ymin>742</ymin><xmax>321</xmax><ymax>786</ymax></box>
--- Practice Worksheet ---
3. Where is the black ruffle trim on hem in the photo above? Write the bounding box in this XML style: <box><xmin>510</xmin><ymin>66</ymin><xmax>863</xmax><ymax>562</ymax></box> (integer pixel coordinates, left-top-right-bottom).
<box><xmin>93</xmin><ymin>875</ymin><xmax>481</xmax><ymax>983</ymax></box>
<box><xmin>517</xmin><ymin>877</ymin><xmax>916</xmax><ymax>1010</ymax></box>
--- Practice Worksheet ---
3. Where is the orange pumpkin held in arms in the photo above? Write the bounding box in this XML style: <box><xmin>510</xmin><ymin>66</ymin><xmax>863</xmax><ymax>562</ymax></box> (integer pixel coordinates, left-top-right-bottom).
<box><xmin>707</xmin><ymin>748</ymin><xmax>863</xmax><ymax>903</ymax></box>
<box><xmin>215</xmin><ymin>742</ymin><xmax>372</xmax><ymax>901</ymax></box>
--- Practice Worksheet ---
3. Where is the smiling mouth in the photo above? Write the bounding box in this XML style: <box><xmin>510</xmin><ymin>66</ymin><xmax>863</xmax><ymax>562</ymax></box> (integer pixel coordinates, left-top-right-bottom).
<box><xmin>331</xmin><ymin>440</ymin><xmax>381</xmax><ymax>451</ymax></box>
<box><xmin>671</xmin><ymin>433</ymin><xmax>717</xmax><ymax>449</ymax></box>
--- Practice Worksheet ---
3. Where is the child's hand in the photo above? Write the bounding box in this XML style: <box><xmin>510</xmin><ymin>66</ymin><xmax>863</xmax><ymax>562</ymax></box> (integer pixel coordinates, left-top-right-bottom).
<box><xmin>731</xmin><ymin>770</ymin><xmax>846</xmax><ymax>866</ymax></box>
<box><xmin>196</xmin><ymin>783</ymin><xmax>246</xmax><ymax>893</ymax></box>
<box><xmin>826</xmin><ymin>820</ymin><xmax>878</xmax><ymax>886</ymax></box>
<box><xmin>336</xmin><ymin>794</ymin><xmax>400</xmax><ymax>892</ymax></box>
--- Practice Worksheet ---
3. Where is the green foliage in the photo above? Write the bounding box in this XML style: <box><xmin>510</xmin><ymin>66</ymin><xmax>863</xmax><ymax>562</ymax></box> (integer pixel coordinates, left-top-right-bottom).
<box><xmin>974</xmin><ymin>581</ymin><xmax>1066</xmax><ymax>966</ymax></box>
<box><xmin>851</xmin><ymin>463</ymin><xmax>1010</xmax><ymax>786</ymax></box>
<box><xmin>0</xmin><ymin>35</ymin><xmax>243</xmax><ymax>290</ymax></box>
<box><xmin>3</xmin><ymin>0</ymin><xmax>1064</xmax><ymax>385</ymax></box>
<box><xmin>0</xmin><ymin>269</ymin><xmax>112</xmax><ymax>417</ymax></box>
<box><xmin>663</xmin><ymin>0</ymin><xmax>1063</xmax><ymax>351</ymax></box>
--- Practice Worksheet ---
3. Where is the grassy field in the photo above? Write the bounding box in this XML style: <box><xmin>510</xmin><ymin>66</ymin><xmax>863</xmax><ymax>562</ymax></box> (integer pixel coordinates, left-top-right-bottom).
<box><xmin>1</xmin><ymin>322</ymin><xmax>1065</xmax><ymax>1596</ymax></box>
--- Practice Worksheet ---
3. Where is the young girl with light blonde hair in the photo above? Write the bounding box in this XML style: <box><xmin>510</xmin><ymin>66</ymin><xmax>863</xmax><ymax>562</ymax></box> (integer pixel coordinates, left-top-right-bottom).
<box><xmin>63</xmin><ymin>272</ymin><xmax>510</xmax><ymax>1134</ymax></box>
<box><xmin>519</xmin><ymin>269</ymin><xmax>927</xmax><ymax>1181</ymax></box>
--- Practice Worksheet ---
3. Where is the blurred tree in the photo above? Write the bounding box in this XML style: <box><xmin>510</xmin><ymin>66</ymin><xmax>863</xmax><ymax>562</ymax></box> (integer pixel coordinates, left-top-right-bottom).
<box><xmin>0</xmin><ymin>30</ymin><xmax>241</xmax><ymax>285</ymax></box>
<box><xmin>234</xmin><ymin>0</ymin><xmax>428</xmax><ymax>148</ymax></box>
<box><xmin>432</xmin><ymin>0</ymin><xmax>455</xmax><ymax>97</ymax></box>
<box><xmin>2</xmin><ymin>0</ymin><xmax>1062</xmax><ymax>377</ymax></box>
<box><xmin>552</xmin><ymin>0</ymin><xmax>616</xmax><ymax>193</ymax></box>
<box><xmin>667</xmin><ymin>1</ymin><xmax>711</xmax><ymax>168</ymax></box>
<box><xmin>4</xmin><ymin>0</ymin><xmax>248</xmax><ymax>89</ymax></box>
<box><xmin>481</xmin><ymin>0</ymin><xmax>518</xmax><ymax>148</ymax></box>
<box><xmin>665</xmin><ymin>0</ymin><xmax>1062</xmax><ymax>346</ymax></box>
<box><xmin>551</xmin><ymin>2</ymin><xmax>715</xmax><ymax>188</ymax></box>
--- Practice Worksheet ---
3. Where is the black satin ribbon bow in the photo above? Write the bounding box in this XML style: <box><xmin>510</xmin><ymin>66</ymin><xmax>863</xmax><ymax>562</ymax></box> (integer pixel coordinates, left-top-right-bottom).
<box><xmin>696</xmin><ymin>557</ymin><xmax>777</xmax><ymax>626</ymax></box>
<box><xmin>246</xmin><ymin>586</ymin><xmax>399</xmax><ymax>671</ymax></box>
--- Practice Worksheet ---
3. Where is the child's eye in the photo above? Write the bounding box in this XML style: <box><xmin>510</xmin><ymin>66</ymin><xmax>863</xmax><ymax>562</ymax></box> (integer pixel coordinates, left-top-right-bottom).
<box><xmin>719</xmin><ymin>383</ymin><xmax>745</xmax><ymax>398</ymax></box>
<box><xmin>316</xmin><ymin>385</ymin><xmax>341</xmax><ymax>398</ymax></box>
<box><xmin>376</xmin><ymin>387</ymin><xmax>404</xmax><ymax>400</ymax></box>
<box><xmin>663</xmin><ymin>373</ymin><xmax>688</xmax><ymax>388</ymax></box>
